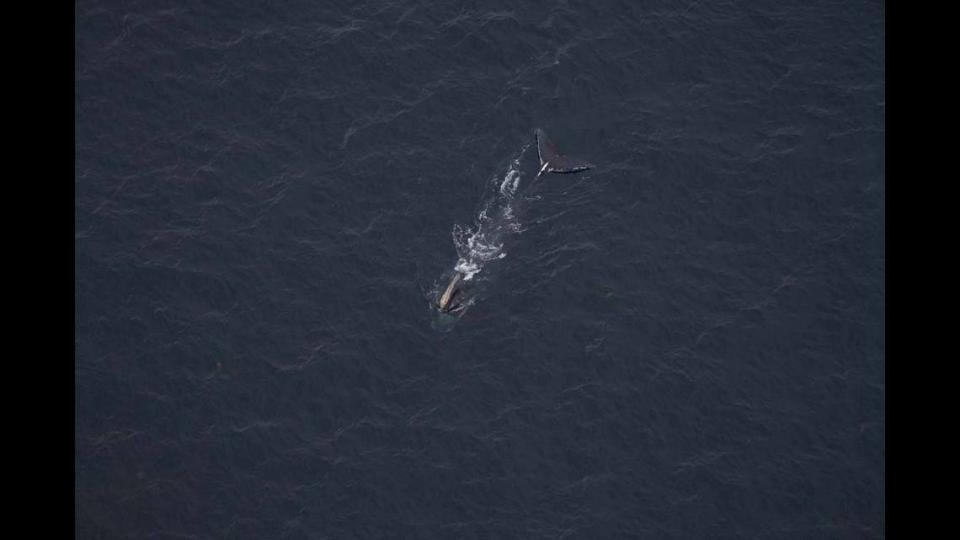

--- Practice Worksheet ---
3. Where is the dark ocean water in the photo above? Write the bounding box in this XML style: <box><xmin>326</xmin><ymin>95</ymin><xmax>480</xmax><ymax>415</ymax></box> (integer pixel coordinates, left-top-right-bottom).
<box><xmin>76</xmin><ymin>0</ymin><xmax>884</xmax><ymax>538</ymax></box>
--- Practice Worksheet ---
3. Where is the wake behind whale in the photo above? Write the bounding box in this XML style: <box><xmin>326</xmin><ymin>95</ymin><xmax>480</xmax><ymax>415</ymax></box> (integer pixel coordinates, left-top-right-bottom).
<box><xmin>432</xmin><ymin>129</ymin><xmax>593</xmax><ymax>322</ymax></box>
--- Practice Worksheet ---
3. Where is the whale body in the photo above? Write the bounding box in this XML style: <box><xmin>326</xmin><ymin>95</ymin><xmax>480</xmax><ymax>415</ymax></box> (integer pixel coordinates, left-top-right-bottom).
<box><xmin>436</xmin><ymin>129</ymin><xmax>594</xmax><ymax>315</ymax></box>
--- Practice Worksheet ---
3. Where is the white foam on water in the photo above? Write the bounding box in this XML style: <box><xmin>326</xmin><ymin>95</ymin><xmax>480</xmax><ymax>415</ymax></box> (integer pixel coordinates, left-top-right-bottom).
<box><xmin>500</xmin><ymin>165</ymin><xmax>521</xmax><ymax>197</ymax></box>
<box><xmin>450</xmin><ymin>146</ymin><xmax>529</xmax><ymax>281</ymax></box>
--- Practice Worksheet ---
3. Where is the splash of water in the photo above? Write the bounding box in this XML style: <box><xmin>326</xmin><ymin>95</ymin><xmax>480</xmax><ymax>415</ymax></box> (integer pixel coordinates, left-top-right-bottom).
<box><xmin>452</xmin><ymin>147</ymin><xmax>529</xmax><ymax>281</ymax></box>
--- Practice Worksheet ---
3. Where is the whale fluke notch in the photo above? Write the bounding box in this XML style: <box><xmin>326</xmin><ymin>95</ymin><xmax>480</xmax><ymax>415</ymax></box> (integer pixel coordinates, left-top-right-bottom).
<box><xmin>536</xmin><ymin>128</ymin><xmax>593</xmax><ymax>174</ymax></box>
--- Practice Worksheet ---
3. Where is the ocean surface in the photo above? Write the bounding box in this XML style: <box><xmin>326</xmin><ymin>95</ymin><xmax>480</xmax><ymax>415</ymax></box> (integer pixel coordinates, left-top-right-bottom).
<box><xmin>76</xmin><ymin>0</ymin><xmax>884</xmax><ymax>537</ymax></box>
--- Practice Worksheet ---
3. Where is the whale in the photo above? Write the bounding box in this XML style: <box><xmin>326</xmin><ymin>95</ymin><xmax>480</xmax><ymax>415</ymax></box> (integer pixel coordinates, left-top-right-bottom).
<box><xmin>436</xmin><ymin>129</ymin><xmax>593</xmax><ymax>314</ymax></box>
<box><xmin>534</xmin><ymin>128</ymin><xmax>594</xmax><ymax>177</ymax></box>
<box><xmin>437</xmin><ymin>271</ymin><xmax>466</xmax><ymax>313</ymax></box>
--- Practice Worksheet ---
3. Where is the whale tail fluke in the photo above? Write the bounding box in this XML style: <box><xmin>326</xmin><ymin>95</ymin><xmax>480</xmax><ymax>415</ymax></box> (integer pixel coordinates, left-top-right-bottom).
<box><xmin>536</xmin><ymin>128</ymin><xmax>593</xmax><ymax>174</ymax></box>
